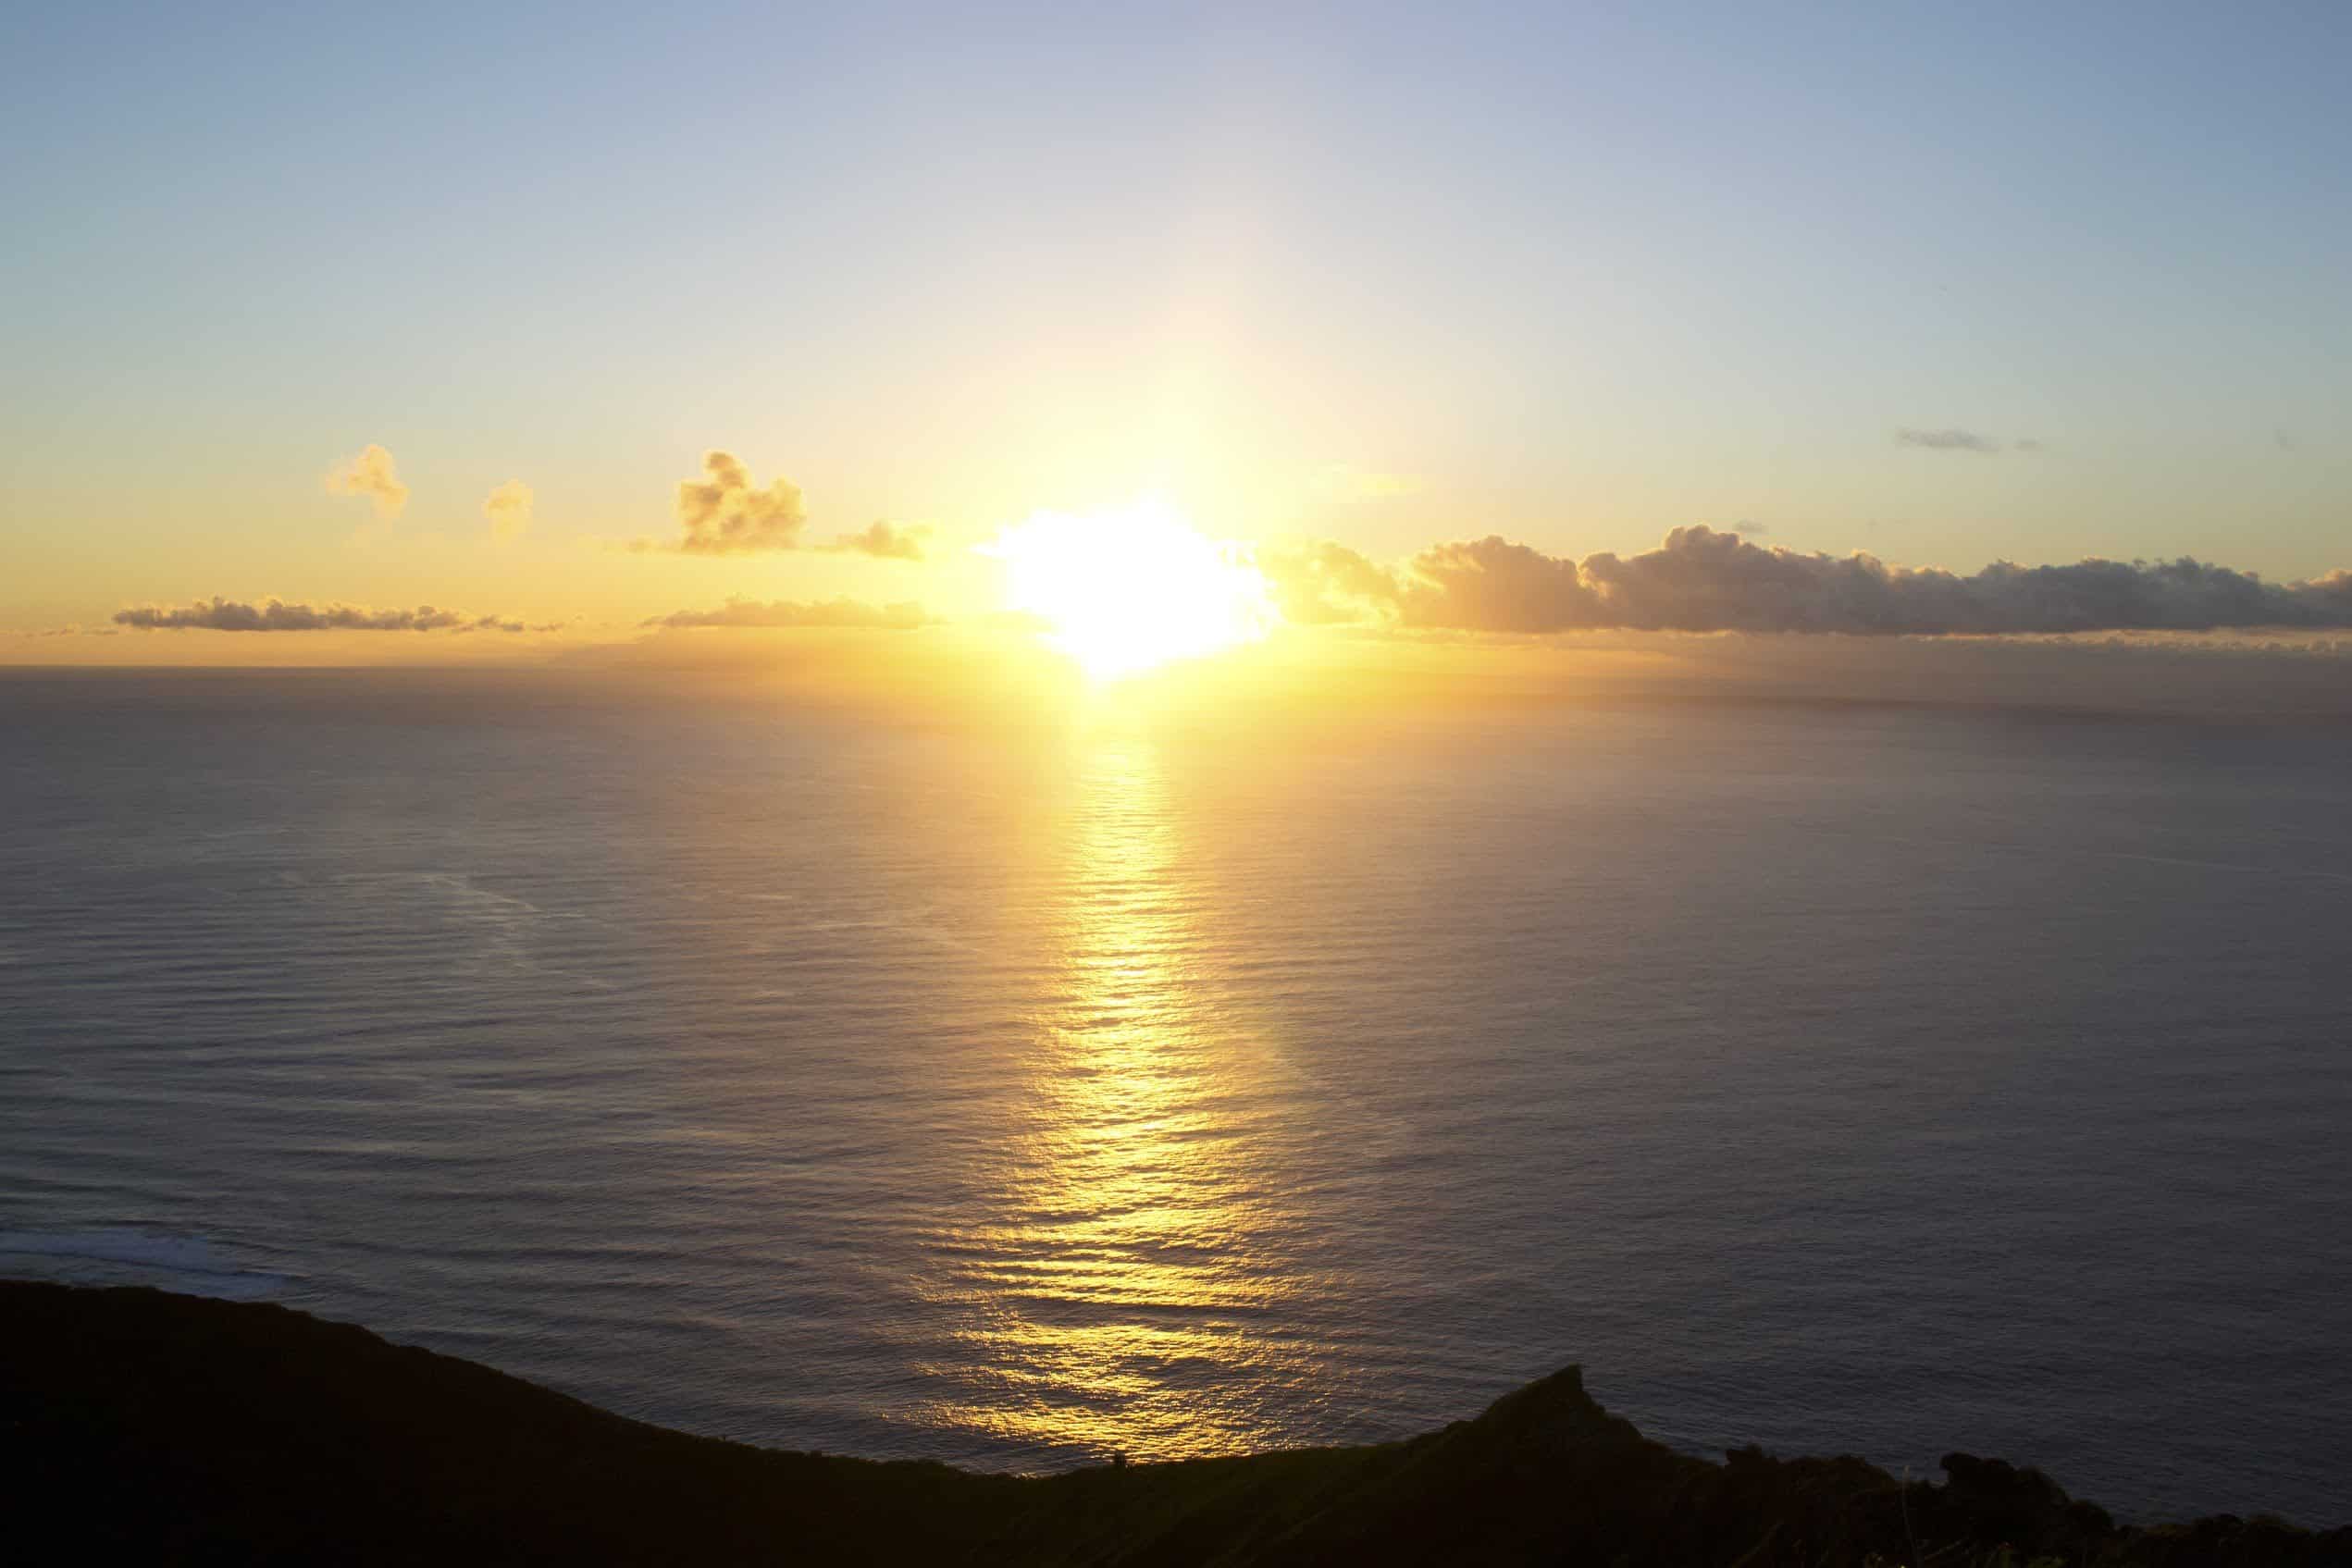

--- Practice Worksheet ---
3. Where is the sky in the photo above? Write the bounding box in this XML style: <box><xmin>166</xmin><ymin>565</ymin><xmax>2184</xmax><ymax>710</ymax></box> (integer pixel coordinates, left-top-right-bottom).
<box><xmin>4</xmin><ymin>1</ymin><xmax>2347</xmax><ymax>673</ymax></box>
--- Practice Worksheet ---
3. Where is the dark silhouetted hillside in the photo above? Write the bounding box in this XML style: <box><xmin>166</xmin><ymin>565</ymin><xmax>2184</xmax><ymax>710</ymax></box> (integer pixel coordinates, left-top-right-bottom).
<box><xmin>1</xmin><ymin>1282</ymin><xmax>2341</xmax><ymax>1565</ymax></box>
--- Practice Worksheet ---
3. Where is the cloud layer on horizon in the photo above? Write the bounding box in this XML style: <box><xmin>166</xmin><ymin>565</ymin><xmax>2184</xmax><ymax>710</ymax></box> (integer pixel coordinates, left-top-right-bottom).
<box><xmin>88</xmin><ymin>528</ymin><xmax>2352</xmax><ymax>648</ymax></box>
<box><xmin>1261</xmin><ymin>526</ymin><xmax>2352</xmax><ymax>636</ymax></box>
<box><xmin>645</xmin><ymin>597</ymin><xmax>934</xmax><ymax>630</ymax></box>
<box><xmin>114</xmin><ymin>599</ymin><xmax>545</xmax><ymax>633</ymax></box>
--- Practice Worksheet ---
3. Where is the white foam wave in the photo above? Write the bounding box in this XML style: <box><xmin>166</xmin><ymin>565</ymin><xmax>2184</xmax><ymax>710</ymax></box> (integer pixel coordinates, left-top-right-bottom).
<box><xmin>0</xmin><ymin>1228</ymin><xmax>291</xmax><ymax>1301</ymax></box>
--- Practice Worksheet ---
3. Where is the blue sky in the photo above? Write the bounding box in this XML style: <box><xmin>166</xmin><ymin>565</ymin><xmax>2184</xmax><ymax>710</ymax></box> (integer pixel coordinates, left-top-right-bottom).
<box><xmin>4</xmin><ymin>1</ymin><xmax>2346</xmax><ymax>636</ymax></box>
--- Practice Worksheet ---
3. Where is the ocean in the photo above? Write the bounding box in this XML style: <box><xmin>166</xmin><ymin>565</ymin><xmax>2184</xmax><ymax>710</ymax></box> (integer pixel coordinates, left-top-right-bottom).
<box><xmin>3</xmin><ymin>670</ymin><xmax>2346</xmax><ymax>1523</ymax></box>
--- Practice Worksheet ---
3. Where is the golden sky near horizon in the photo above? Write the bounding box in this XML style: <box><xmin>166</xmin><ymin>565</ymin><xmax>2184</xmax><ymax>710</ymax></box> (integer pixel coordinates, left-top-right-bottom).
<box><xmin>10</xmin><ymin>446</ymin><xmax>2348</xmax><ymax>685</ymax></box>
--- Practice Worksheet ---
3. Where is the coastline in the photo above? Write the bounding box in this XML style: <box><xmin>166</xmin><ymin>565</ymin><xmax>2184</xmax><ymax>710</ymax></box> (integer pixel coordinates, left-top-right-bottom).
<box><xmin>4</xmin><ymin>1280</ymin><xmax>2341</xmax><ymax>1566</ymax></box>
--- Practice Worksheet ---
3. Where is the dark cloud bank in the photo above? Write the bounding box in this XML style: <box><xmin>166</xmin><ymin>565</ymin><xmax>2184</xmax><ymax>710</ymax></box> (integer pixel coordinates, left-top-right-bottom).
<box><xmin>1263</xmin><ymin>526</ymin><xmax>2352</xmax><ymax>637</ymax></box>
<box><xmin>114</xmin><ymin>599</ymin><xmax>551</xmax><ymax>634</ymax></box>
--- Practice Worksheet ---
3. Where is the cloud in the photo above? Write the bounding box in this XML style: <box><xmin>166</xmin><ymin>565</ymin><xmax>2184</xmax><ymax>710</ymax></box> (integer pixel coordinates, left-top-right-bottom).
<box><xmin>483</xmin><ymin>480</ymin><xmax>533</xmax><ymax>541</ymax></box>
<box><xmin>1259</xmin><ymin>525</ymin><xmax>2352</xmax><ymax>636</ymax></box>
<box><xmin>1895</xmin><ymin>427</ymin><xmax>2003</xmax><ymax>454</ymax></box>
<box><xmin>457</xmin><ymin>615</ymin><xmax>569</xmax><ymax>634</ymax></box>
<box><xmin>666</xmin><ymin>451</ymin><xmax>808</xmax><ymax>553</ymax></box>
<box><xmin>1400</xmin><ymin>537</ymin><xmax>1605</xmax><ymax>631</ymax></box>
<box><xmin>325</xmin><ymin>445</ymin><xmax>409</xmax><ymax>517</ymax></box>
<box><xmin>645</xmin><ymin>598</ymin><xmax>935</xmax><ymax>630</ymax></box>
<box><xmin>113</xmin><ymin>599</ymin><xmax>539</xmax><ymax>633</ymax></box>
<box><xmin>1256</xmin><ymin>541</ymin><xmax>1404</xmax><ymax>624</ymax></box>
<box><xmin>639</xmin><ymin>453</ymin><xmax>927</xmax><ymax>557</ymax></box>
<box><xmin>820</xmin><ymin>520</ymin><xmax>931</xmax><ymax>561</ymax></box>
<box><xmin>1733</xmin><ymin>521</ymin><xmax>1770</xmax><ymax>537</ymax></box>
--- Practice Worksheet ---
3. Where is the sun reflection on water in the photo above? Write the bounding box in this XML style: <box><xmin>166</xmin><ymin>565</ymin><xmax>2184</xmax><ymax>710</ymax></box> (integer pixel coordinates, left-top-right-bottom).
<box><xmin>911</xmin><ymin>731</ymin><xmax>1325</xmax><ymax>1463</ymax></box>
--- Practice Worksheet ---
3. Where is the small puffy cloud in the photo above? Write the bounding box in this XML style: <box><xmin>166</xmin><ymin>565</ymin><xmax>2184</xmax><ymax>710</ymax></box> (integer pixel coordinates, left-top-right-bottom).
<box><xmin>1896</xmin><ymin>427</ymin><xmax>2003</xmax><ymax>454</ymax></box>
<box><xmin>482</xmin><ymin>480</ymin><xmax>534</xmax><ymax>541</ymax></box>
<box><xmin>114</xmin><ymin>598</ymin><xmax>536</xmax><ymax>633</ymax></box>
<box><xmin>821</xmin><ymin>520</ymin><xmax>931</xmax><ymax>560</ymax></box>
<box><xmin>670</xmin><ymin>451</ymin><xmax>808</xmax><ymax>553</ymax></box>
<box><xmin>645</xmin><ymin>597</ymin><xmax>934</xmax><ymax>630</ymax></box>
<box><xmin>325</xmin><ymin>444</ymin><xmax>409</xmax><ymax>517</ymax></box>
<box><xmin>1259</xmin><ymin>525</ymin><xmax>2352</xmax><ymax>636</ymax></box>
<box><xmin>638</xmin><ymin>452</ymin><xmax>920</xmax><ymax>556</ymax></box>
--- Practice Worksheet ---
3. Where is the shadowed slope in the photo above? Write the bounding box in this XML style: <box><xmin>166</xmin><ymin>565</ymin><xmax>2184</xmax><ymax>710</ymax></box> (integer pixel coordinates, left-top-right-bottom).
<box><xmin>1</xmin><ymin>1283</ymin><xmax>2341</xmax><ymax>1565</ymax></box>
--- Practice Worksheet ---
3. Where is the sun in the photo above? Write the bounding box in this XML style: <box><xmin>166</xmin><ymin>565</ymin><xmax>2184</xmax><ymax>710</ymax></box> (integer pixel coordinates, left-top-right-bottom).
<box><xmin>982</xmin><ymin>498</ymin><xmax>1278</xmax><ymax>680</ymax></box>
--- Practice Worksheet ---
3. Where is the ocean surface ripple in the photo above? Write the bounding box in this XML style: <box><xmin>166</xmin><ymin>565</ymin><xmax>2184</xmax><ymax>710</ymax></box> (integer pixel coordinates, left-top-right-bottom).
<box><xmin>3</xmin><ymin>673</ymin><xmax>2347</xmax><ymax>1522</ymax></box>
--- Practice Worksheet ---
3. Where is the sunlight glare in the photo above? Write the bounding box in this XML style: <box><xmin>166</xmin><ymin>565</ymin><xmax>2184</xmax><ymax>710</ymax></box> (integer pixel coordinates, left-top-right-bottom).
<box><xmin>982</xmin><ymin>498</ymin><xmax>1278</xmax><ymax>680</ymax></box>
